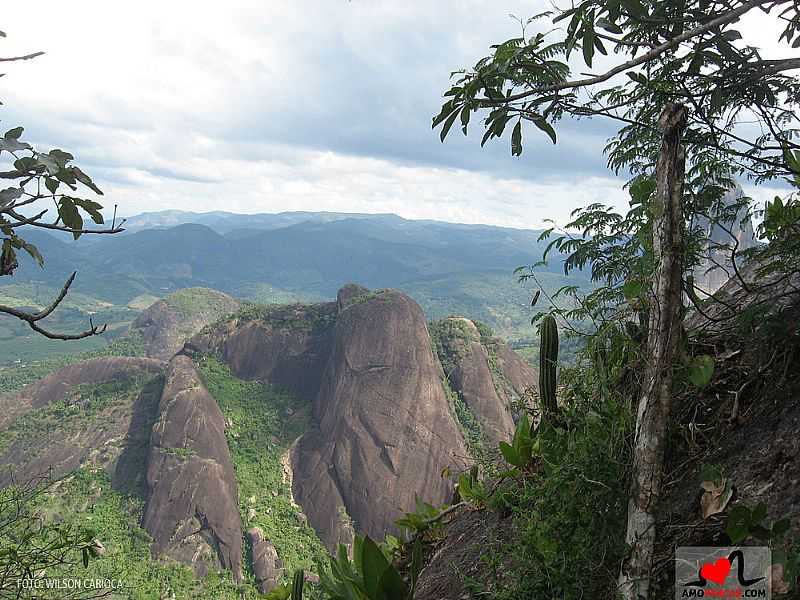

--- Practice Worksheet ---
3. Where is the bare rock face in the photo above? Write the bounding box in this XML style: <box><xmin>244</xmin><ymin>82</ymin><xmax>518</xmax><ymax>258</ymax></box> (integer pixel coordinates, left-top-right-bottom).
<box><xmin>187</xmin><ymin>303</ymin><xmax>336</xmax><ymax>401</ymax></box>
<box><xmin>132</xmin><ymin>288</ymin><xmax>240</xmax><ymax>360</ymax></box>
<box><xmin>486</xmin><ymin>340</ymin><xmax>537</xmax><ymax>412</ymax></box>
<box><xmin>247</xmin><ymin>527</ymin><xmax>283</xmax><ymax>594</ymax></box>
<box><xmin>0</xmin><ymin>357</ymin><xmax>164</xmax><ymax>490</ymax></box>
<box><xmin>142</xmin><ymin>355</ymin><xmax>243</xmax><ymax>581</ymax></box>
<box><xmin>435</xmin><ymin>318</ymin><xmax>516</xmax><ymax>446</ymax></box>
<box><xmin>292</xmin><ymin>289</ymin><xmax>467</xmax><ymax>549</ymax></box>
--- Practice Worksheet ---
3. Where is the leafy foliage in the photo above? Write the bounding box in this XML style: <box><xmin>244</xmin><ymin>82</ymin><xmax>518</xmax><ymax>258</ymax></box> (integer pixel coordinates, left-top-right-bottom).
<box><xmin>196</xmin><ymin>356</ymin><xmax>328</xmax><ymax>579</ymax></box>
<box><xmin>318</xmin><ymin>535</ymin><xmax>420</xmax><ymax>600</ymax></box>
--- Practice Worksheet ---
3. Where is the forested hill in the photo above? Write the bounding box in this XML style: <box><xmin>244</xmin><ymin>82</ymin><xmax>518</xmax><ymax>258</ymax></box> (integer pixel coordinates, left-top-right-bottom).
<box><xmin>2</xmin><ymin>211</ymin><xmax>590</xmax><ymax>364</ymax></box>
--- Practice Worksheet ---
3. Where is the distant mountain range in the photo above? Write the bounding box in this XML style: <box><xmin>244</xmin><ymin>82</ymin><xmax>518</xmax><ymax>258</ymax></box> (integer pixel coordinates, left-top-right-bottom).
<box><xmin>3</xmin><ymin>210</ymin><xmax>591</xmax><ymax>363</ymax></box>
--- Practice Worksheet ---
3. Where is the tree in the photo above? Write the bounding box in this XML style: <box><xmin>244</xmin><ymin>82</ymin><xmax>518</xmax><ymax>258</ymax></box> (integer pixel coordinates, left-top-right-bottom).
<box><xmin>0</xmin><ymin>473</ymin><xmax>108</xmax><ymax>600</ymax></box>
<box><xmin>435</xmin><ymin>1</ymin><xmax>800</xmax><ymax>597</ymax></box>
<box><xmin>1</xmin><ymin>29</ymin><xmax>124</xmax><ymax>341</ymax></box>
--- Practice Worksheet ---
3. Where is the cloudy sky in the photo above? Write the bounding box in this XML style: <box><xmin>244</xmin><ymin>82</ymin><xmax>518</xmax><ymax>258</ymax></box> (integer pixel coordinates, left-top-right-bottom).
<box><xmin>0</xmin><ymin>1</ymin><xmax>789</xmax><ymax>229</ymax></box>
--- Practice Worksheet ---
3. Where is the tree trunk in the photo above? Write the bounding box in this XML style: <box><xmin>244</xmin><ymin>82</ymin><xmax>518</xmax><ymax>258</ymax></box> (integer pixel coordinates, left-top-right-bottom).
<box><xmin>618</xmin><ymin>102</ymin><xmax>688</xmax><ymax>600</ymax></box>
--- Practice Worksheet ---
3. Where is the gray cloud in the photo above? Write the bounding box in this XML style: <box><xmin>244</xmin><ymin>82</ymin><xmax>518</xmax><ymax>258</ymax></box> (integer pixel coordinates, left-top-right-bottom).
<box><xmin>1</xmin><ymin>0</ymin><xmax>631</xmax><ymax>227</ymax></box>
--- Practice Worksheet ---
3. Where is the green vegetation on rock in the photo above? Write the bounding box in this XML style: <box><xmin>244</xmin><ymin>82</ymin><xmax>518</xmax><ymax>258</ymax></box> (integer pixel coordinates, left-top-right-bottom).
<box><xmin>27</xmin><ymin>468</ymin><xmax>255</xmax><ymax>600</ymax></box>
<box><xmin>0</xmin><ymin>374</ymin><xmax>150</xmax><ymax>458</ymax></box>
<box><xmin>231</xmin><ymin>301</ymin><xmax>337</xmax><ymax>334</ymax></box>
<box><xmin>196</xmin><ymin>356</ymin><xmax>328</xmax><ymax>581</ymax></box>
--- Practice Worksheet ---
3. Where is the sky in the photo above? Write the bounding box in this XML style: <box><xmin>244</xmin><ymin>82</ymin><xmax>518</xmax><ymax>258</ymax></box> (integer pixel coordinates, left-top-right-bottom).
<box><xmin>0</xmin><ymin>1</ymin><xmax>791</xmax><ymax>229</ymax></box>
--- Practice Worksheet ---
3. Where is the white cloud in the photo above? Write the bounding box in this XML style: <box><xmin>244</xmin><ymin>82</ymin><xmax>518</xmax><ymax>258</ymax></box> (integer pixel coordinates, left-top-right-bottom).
<box><xmin>0</xmin><ymin>1</ymin><xmax>789</xmax><ymax>229</ymax></box>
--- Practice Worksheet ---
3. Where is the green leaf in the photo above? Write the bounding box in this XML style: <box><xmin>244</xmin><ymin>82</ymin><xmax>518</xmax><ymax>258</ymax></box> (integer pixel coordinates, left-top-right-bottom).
<box><xmin>20</xmin><ymin>240</ymin><xmax>44</xmax><ymax>267</ymax></box>
<box><xmin>620</xmin><ymin>0</ymin><xmax>646</xmax><ymax>18</ymax></box>
<box><xmin>0</xmin><ymin>136</ymin><xmax>31</xmax><ymax>153</ymax></box>
<box><xmin>622</xmin><ymin>280</ymin><xmax>643</xmax><ymax>301</ymax></box>
<box><xmin>596</xmin><ymin>17</ymin><xmax>623</xmax><ymax>34</ymax></box>
<box><xmin>533</xmin><ymin>118</ymin><xmax>557</xmax><ymax>144</ymax></box>
<box><xmin>511</xmin><ymin>120</ymin><xmax>522</xmax><ymax>156</ymax></box>
<box><xmin>687</xmin><ymin>354</ymin><xmax>715</xmax><ymax>388</ymax></box>
<box><xmin>360</xmin><ymin>537</ymin><xmax>390</xmax><ymax>598</ymax></box>
<box><xmin>751</xmin><ymin>502</ymin><xmax>768</xmax><ymax>524</ymax></box>
<box><xmin>37</xmin><ymin>153</ymin><xmax>59</xmax><ymax>175</ymax></box>
<box><xmin>70</xmin><ymin>197</ymin><xmax>105</xmax><ymax>225</ymax></box>
<box><xmin>4</xmin><ymin>127</ymin><xmax>23</xmax><ymax>140</ymax></box>
<box><xmin>440</xmin><ymin>108</ymin><xmax>461</xmax><ymax>142</ymax></box>
<box><xmin>499</xmin><ymin>441</ymin><xmax>521</xmax><ymax>467</ymax></box>
<box><xmin>45</xmin><ymin>177</ymin><xmax>59</xmax><ymax>194</ymax></box>
<box><xmin>772</xmin><ymin>518</ymin><xmax>791</xmax><ymax>539</ymax></box>
<box><xmin>378</xmin><ymin>564</ymin><xmax>408</xmax><ymax>600</ymax></box>
<box><xmin>460</xmin><ymin>106</ymin><xmax>471</xmax><ymax>135</ymax></box>
<box><xmin>57</xmin><ymin>197</ymin><xmax>84</xmax><ymax>239</ymax></box>
<box><xmin>0</xmin><ymin>187</ymin><xmax>24</xmax><ymax>206</ymax></box>
<box><xmin>582</xmin><ymin>26</ymin><xmax>595</xmax><ymax>67</ymax></box>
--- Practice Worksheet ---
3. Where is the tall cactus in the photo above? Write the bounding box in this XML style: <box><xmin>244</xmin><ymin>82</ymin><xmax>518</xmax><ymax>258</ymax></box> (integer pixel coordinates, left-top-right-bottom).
<box><xmin>538</xmin><ymin>314</ymin><xmax>559</xmax><ymax>420</ymax></box>
<box><xmin>291</xmin><ymin>569</ymin><xmax>305</xmax><ymax>600</ymax></box>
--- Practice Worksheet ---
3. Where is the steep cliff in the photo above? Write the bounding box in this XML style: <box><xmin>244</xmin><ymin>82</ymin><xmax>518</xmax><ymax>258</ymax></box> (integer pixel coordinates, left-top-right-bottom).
<box><xmin>430</xmin><ymin>317</ymin><xmax>537</xmax><ymax>447</ymax></box>
<box><xmin>142</xmin><ymin>355</ymin><xmax>243</xmax><ymax>581</ymax></box>
<box><xmin>291</xmin><ymin>288</ymin><xmax>469</xmax><ymax>549</ymax></box>
<box><xmin>0</xmin><ymin>357</ymin><xmax>164</xmax><ymax>490</ymax></box>
<box><xmin>187</xmin><ymin>301</ymin><xmax>336</xmax><ymax>401</ymax></box>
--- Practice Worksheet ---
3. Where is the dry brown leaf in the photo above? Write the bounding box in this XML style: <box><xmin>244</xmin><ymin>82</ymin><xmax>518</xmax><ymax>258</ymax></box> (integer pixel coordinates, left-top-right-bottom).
<box><xmin>771</xmin><ymin>563</ymin><xmax>790</xmax><ymax>595</ymax></box>
<box><xmin>700</xmin><ymin>477</ymin><xmax>733</xmax><ymax>519</ymax></box>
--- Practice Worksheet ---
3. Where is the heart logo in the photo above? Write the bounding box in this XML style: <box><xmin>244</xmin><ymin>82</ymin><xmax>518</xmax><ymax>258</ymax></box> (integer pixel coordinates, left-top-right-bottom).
<box><xmin>701</xmin><ymin>558</ymin><xmax>732</xmax><ymax>585</ymax></box>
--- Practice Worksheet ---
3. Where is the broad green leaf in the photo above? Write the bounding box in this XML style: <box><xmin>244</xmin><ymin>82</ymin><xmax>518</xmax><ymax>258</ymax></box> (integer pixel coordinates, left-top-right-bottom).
<box><xmin>0</xmin><ymin>187</ymin><xmax>23</xmax><ymax>206</ymax></box>
<box><xmin>360</xmin><ymin>536</ymin><xmax>390</xmax><ymax>599</ymax></box>
<box><xmin>4</xmin><ymin>127</ymin><xmax>23</xmax><ymax>139</ymax></box>
<box><xmin>499</xmin><ymin>441</ymin><xmax>520</xmax><ymax>466</ymax></box>
<box><xmin>57</xmin><ymin>197</ymin><xmax>84</xmax><ymax>239</ymax></box>
<box><xmin>687</xmin><ymin>354</ymin><xmax>714</xmax><ymax>387</ymax></box>
<box><xmin>596</xmin><ymin>17</ymin><xmax>623</xmax><ymax>34</ymax></box>
<box><xmin>511</xmin><ymin>120</ymin><xmax>522</xmax><ymax>156</ymax></box>
<box><xmin>533</xmin><ymin>118</ymin><xmax>557</xmax><ymax>144</ymax></box>
<box><xmin>0</xmin><ymin>136</ymin><xmax>31</xmax><ymax>153</ymax></box>
<box><xmin>440</xmin><ymin>108</ymin><xmax>461</xmax><ymax>142</ymax></box>
<box><xmin>582</xmin><ymin>26</ymin><xmax>595</xmax><ymax>67</ymax></box>
<box><xmin>622</xmin><ymin>280</ymin><xmax>643</xmax><ymax>301</ymax></box>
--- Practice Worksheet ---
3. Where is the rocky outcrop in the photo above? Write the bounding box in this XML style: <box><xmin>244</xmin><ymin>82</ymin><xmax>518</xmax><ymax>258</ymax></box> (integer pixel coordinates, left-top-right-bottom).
<box><xmin>187</xmin><ymin>303</ymin><xmax>336</xmax><ymax>401</ymax></box>
<box><xmin>691</xmin><ymin>185</ymin><xmax>756</xmax><ymax>295</ymax></box>
<box><xmin>0</xmin><ymin>356</ymin><xmax>163</xmax><ymax>430</ymax></box>
<box><xmin>247</xmin><ymin>527</ymin><xmax>283</xmax><ymax>594</ymax></box>
<box><xmin>292</xmin><ymin>289</ymin><xmax>468</xmax><ymax>549</ymax></box>
<box><xmin>431</xmin><ymin>318</ymin><xmax>537</xmax><ymax>446</ymax></box>
<box><xmin>0</xmin><ymin>357</ymin><xmax>164</xmax><ymax>490</ymax></box>
<box><xmin>142</xmin><ymin>355</ymin><xmax>243</xmax><ymax>581</ymax></box>
<box><xmin>435</xmin><ymin>318</ymin><xmax>516</xmax><ymax>445</ymax></box>
<box><xmin>132</xmin><ymin>288</ymin><xmax>240</xmax><ymax>360</ymax></box>
<box><xmin>491</xmin><ymin>342</ymin><xmax>537</xmax><ymax>401</ymax></box>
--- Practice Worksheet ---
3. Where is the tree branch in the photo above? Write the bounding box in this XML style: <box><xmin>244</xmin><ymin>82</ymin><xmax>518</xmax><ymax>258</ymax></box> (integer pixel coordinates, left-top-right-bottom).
<box><xmin>0</xmin><ymin>51</ymin><xmax>44</xmax><ymax>63</ymax></box>
<box><xmin>0</xmin><ymin>271</ymin><xmax>108</xmax><ymax>340</ymax></box>
<box><xmin>478</xmin><ymin>0</ymin><xmax>781</xmax><ymax>106</ymax></box>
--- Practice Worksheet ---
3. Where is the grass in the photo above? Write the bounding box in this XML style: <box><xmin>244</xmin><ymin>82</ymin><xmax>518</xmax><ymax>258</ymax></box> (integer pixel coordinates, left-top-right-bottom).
<box><xmin>196</xmin><ymin>356</ymin><xmax>328</xmax><ymax>581</ymax></box>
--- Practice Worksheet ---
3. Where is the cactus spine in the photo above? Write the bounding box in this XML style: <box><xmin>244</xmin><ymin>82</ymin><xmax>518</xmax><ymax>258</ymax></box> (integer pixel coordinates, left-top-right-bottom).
<box><xmin>538</xmin><ymin>314</ymin><xmax>559</xmax><ymax>420</ymax></box>
<box><xmin>291</xmin><ymin>569</ymin><xmax>304</xmax><ymax>600</ymax></box>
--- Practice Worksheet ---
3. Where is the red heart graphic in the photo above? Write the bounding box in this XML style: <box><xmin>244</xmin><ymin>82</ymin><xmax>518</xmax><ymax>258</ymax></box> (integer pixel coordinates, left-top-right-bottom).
<box><xmin>701</xmin><ymin>558</ymin><xmax>732</xmax><ymax>586</ymax></box>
